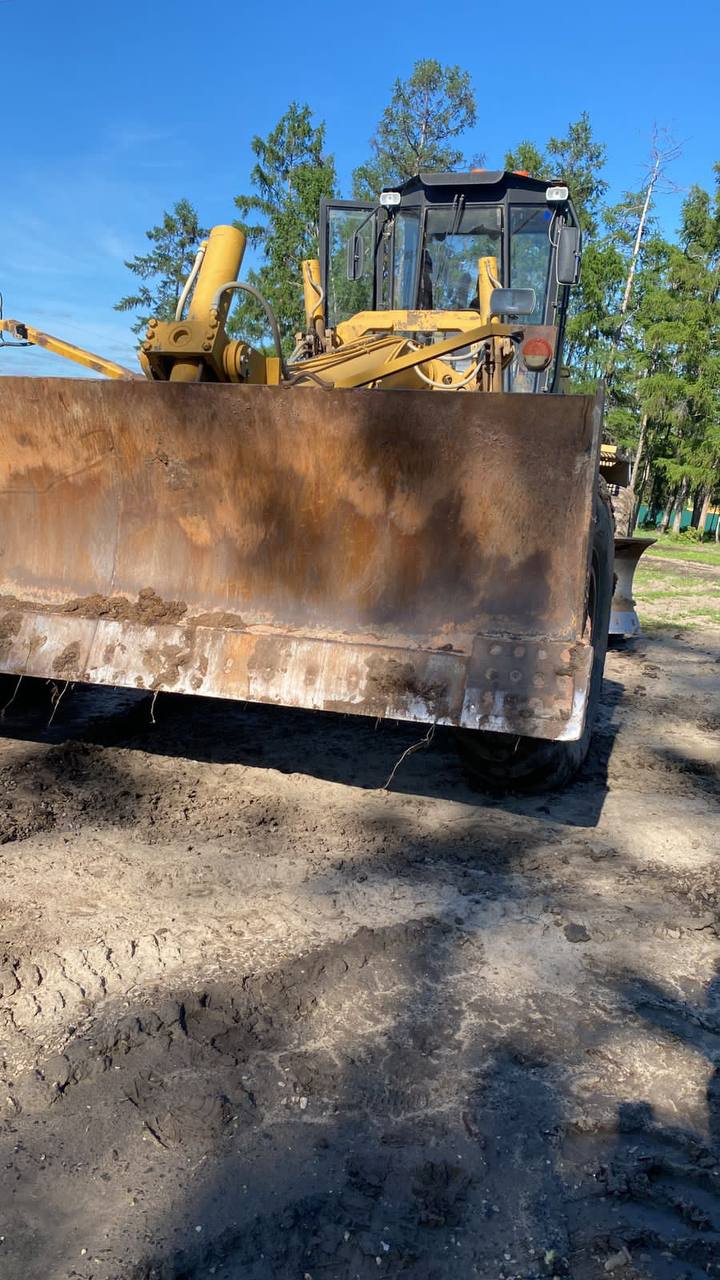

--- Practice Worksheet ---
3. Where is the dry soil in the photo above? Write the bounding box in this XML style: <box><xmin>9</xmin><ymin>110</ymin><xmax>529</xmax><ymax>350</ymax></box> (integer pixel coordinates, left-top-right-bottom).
<box><xmin>0</xmin><ymin>618</ymin><xmax>719</xmax><ymax>1280</ymax></box>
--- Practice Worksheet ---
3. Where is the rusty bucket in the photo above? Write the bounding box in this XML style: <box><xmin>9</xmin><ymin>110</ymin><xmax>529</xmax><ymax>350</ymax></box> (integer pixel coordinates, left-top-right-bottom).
<box><xmin>0</xmin><ymin>378</ymin><xmax>602</xmax><ymax>740</ymax></box>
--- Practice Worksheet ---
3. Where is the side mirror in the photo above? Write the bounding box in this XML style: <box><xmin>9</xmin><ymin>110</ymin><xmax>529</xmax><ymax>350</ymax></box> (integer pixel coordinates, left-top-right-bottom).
<box><xmin>557</xmin><ymin>225</ymin><xmax>581</xmax><ymax>285</ymax></box>
<box><xmin>347</xmin><ymin>231</ymin><xmax>365</xmax><ymax>281</ymax></box>
<box><xmin>489</xmin><ymin>287</ymin><xmax>536</xmax><ymax>317</ymax></box>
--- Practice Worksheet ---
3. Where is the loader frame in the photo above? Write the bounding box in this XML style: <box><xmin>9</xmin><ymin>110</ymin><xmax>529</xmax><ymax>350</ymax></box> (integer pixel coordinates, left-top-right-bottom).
<box><xmin>0</xmin><ymin>170</ymin><xmax>639</xmax><ymax>774</ymax></box>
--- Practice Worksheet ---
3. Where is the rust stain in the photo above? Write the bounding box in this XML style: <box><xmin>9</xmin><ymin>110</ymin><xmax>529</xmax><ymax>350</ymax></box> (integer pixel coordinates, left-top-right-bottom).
<box><xmin>0</xmin><ymin>377</ymin><xmax>602</xmax><ymax>741</ymax></box>
<box><xmin>178</xmin><ymin>514</ymin><xmax>213</xmax><ymax>547</ymax></box>
<box><xmin>0</xmin><ymin>378</ymin><xmax>598</xmax><ymax>638</ymax></box>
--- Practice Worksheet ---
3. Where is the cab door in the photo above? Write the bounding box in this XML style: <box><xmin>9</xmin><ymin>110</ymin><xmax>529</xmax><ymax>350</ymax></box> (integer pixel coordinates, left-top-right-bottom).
<box><xmin>319</xmin><ymin>201</ymin><xmax>377</xmax><ymax>328</ymax></box>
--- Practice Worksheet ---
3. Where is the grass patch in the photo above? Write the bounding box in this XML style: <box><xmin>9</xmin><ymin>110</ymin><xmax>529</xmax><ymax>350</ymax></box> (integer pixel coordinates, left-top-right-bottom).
<box><xmin>634</xmin><ymin>573</ymin><xmax>720</xmax><ymax>601</ymax></box>
<box><xmin>638</xmin><ymin>587</ymin><xmax>720</xmax><ymax>601</ymax></box>
<box><xmin>640</xmin><ymin>614</ymin><xmax>720</xmax><ymax>632</ymax></box>
<box><xmin>641</xmin><ymin>619</ymin><xmax>694</xmax><ymax>632</ymax></box>
<box><xmin>635</xmin><ymin>531</ymin><xmax>720</xmax><ymax>567</ymax></box>
<box><xmin>632</xmin><ymin>558</ymin><xmax>720</xmax><ymax>630</ymax></box>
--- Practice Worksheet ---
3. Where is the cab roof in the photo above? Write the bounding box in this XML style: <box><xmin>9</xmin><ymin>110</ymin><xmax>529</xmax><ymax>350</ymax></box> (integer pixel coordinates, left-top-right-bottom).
<box><xmin>386</xmin><ymin>170</ymin><xmax>557</xmax><ymax>203</ymax></box>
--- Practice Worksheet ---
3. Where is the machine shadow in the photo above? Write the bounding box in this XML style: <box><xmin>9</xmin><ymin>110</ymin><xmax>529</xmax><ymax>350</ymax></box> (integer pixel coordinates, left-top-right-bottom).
<box><xmin>4</xmin><ymin>772</ymin><xmax>719</xmax><ymax>1278</ymax></box>
<box><xmin>0</xmin><ymin>817</ymin><xmax>581</xmax><ymax>1280</ymax></box>
<box><xmin>12</xmin><ymin>830</ymin><xmax>720</xmax><ymax>1279</ymax></box>
<box><xmin>0</xmin><ymin>672</ymin><xmax>625</xmax><ymax>829</ymax></box>
<box><xmin>557</xmin><ymin>968</ymin><xmax>720</xmax><ymax>1277</ymax></box>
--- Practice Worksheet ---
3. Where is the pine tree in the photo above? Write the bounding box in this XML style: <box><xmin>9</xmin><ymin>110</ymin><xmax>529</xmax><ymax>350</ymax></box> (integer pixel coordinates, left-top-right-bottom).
<box><xmin>627</xmin><ymin>172</ymin><xmax>720</xmax><ymax>531</ymax></box>
<box><xmin>115</xmin><ymin>200</ymin><xmax>208</xmax><ymax>337</ymax></box>
<box><xmin>655</xmin><ymin>172</ymin><xmax>720</xmax><ymax>530</ymax></box>
<box><xmin>232</xmin><ymin>103</ymin><xmax>336</xmax><ymax>349</ymax></box>
<box><xmin>505</xmin><ymin>112</ymin><xmax>607</xmax><ymax>234</ymax></box>
<box><xmin>352</xmin><ymin>60</ymin><xmax>478</xmax><ymax>199</ymax></box>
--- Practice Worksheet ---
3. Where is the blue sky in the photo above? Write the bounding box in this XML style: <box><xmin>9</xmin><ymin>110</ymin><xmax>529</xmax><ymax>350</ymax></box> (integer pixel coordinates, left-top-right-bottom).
<box><xmin>1</xmin><ymin>0</ymin><xmax>718</xmax><ymax>376</ymax></box>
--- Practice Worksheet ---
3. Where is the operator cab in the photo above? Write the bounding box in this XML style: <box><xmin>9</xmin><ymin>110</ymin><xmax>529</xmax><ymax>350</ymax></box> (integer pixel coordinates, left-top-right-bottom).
<box><xmin>319</xmin><ymin>171</ymin><xmax>581</xmax><ymax>391</ymax></box>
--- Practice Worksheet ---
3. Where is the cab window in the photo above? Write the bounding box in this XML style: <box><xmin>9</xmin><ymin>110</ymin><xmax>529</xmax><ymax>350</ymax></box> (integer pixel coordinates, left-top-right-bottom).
<box><xmin>325</xmin><ymin>207</ymin><xmax>375</xmax><ymax>327</ymax></box>
<box><xmin>422</xmin><ymin>206</ymin><xmax>502</xmax><ymax>310</ymax></box>
<box><xmin>509</xmin><ymin>206</ymin><xmax>553</xmax><ymax>324</ymax></box>
<box><xmin>391</xmin><ymin>211</ymin><xmax>421</xmax><ymax>308</ymax></box>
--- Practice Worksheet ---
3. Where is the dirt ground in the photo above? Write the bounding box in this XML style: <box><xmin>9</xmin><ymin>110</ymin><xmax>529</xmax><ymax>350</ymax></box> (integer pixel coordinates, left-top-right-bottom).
<box><xmin>1</xmin><ymin>610</ymin><xmax>719</xmax><ymax>1278</ymax></box>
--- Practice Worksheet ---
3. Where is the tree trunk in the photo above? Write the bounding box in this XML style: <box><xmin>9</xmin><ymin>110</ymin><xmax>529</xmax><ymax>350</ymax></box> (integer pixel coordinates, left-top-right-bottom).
<box><xmin>633</xmin><ymin>458</ymin><xmax>652</xmax><ymax>528</ymax></box>
<box><xmin>671</xmin><ymin>477</ymin><xmax>690</xmax><ymax>533</ymax></box>
<box><xmin>697</xmin><ymin>489</ymin><xmax>712</xmax><ymax>535</ymax></box>
<box><xmin>619</xmin><ymin>172</ymin><xmax>657</xmax><ymax>321</ymax></box>
<box><xmin>659</xmin><ymin>488</ymin><xmax>678</xmax><ymax>534</ymax></box>
<box><xmin>605</xmin><ymin>162</ymin><xmax>660</xmax><ymax>386</ymax></box>
<box><xmin>630</xmin><ymin>412</ymin><xmax>649</xmax><ymax>491</ymax></box>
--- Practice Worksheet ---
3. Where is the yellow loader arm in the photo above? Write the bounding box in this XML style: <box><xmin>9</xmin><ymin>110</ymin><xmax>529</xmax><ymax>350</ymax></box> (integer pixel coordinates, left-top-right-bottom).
<box><xmin>0</xmin><ymin>318</ymin><xmax>140</xmax><ymax>380</ymax></box>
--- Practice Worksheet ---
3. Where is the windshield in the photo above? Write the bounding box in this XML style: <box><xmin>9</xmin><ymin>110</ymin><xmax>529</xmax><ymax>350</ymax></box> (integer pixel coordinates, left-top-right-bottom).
<box><xmin>421</xmin><ymin>205</ymin><xmax>502</xmax><ymax>309</ymax></box>
<box><xmin>509</xmin><ymin>206</ymin><xmax>553</xmax><ymax>324</ymax></box>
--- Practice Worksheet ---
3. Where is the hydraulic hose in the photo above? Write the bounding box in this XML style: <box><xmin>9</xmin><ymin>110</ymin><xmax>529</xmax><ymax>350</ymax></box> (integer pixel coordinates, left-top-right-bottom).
<box><xmin>211</xmin><ymin>281</ymin><xmax>289</xmax><ymax>380</ymax></box>
<box><xmin>175</xmin><ymin>241</ymin><xmax>208</xmax><ymax>321</ymax></box>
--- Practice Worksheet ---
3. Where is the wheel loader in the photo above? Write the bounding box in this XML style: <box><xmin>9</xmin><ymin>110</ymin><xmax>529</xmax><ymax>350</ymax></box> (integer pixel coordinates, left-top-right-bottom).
<box><xmin>0</xmin><ymin>169</ymin><xmax>651</xmax><ymax>788</ymax></box>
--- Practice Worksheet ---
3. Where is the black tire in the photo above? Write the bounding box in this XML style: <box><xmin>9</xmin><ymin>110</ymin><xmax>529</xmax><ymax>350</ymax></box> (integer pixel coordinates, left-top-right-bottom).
<box><xmin>456</xmin><ymin>483</ymin><xmax>614</xmax><ymax>792</ymax></box>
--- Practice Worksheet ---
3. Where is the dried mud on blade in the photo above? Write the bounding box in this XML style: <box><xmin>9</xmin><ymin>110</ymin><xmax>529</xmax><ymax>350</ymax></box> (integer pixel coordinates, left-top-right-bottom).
<box><xmin>0</xmin><ymin>378</ymin><xmax>602</xmax><ymax>740</ymax></box>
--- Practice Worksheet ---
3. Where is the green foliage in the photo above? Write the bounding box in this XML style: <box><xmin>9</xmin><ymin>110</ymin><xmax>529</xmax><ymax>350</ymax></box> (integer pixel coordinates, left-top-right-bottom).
<box><xmin>232</xmin><ymin>103</ymin><xmax>336</xmax><ymax>349</ymax></box>
<box><xmin>115</xmin><ymin>199</ymin><xmax>208</xmax><ymax>336</ymax></box>
<box><xmin>352</xmin><ymin>60</ymin><xmax>477</xmax><ymax>199</ymax></box>
<box><xmin>505</xmin><ymin>112</ymin><xmax>608</xmax><ymax>234</ymax></box>
<box><xmin>636</xmin><ymin>173</ymin><xmax>720</xmax><ymax>513</ymax></box>
<box><xmin>505</xmin><ymin>118</ymin><xmax>719</xmax><ymax>520</ymax></box>
<box><xmin>503</xmin><ymin>141</ymin><xmax>545</xmax><ymax>180</ymax></box>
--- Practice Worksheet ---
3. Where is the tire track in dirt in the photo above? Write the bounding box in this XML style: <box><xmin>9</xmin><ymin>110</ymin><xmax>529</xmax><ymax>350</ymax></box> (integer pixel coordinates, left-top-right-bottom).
<box><xmin>1</xmin><ymin>629</ymin><xmax>719</xmax><ymax>1278</ymax></box>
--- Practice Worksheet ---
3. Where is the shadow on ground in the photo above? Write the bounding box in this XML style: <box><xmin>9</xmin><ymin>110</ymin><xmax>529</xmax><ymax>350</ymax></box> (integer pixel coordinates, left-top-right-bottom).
<box><xmin>0</xmin><ymin>664</ymin><xmax>625</xmax><ymax>829</ymax></box>
<box><xmin>2</xmin><ymin>632</ymin><xmax>719</xmax><ymax>1277</ymax></box>
<box><xmin>5</xmin><ymin>871</ymin><xmax>720</xmax><ymax>1280</ymax></box>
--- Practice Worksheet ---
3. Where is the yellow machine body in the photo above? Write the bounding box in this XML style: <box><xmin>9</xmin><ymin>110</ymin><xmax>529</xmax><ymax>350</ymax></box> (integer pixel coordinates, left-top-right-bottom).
<box><xmin>0</xmin><ymin>172</ymin><xmax>618</xmax><ymax>744</ymax></box>
<box><xmin>0</xmin><ymin>319</ymin><xmax>139</xmax><ymax>380</ymax></box>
